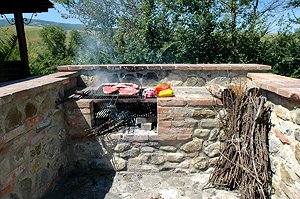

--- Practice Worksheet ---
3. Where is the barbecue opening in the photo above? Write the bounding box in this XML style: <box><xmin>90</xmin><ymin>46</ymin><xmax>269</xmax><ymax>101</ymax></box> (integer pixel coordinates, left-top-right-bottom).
<box><xmin>88</xmin><ymin>101</ymin><xmax>157</xmax><ymax>136</ymax></box>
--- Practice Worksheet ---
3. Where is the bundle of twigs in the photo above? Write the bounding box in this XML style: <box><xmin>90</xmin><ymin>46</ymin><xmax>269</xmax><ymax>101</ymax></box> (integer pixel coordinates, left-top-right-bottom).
<box><xmin>207</xmin><ymin>85</ymin><xmax>272</xmax><ymax>199</ymax></box>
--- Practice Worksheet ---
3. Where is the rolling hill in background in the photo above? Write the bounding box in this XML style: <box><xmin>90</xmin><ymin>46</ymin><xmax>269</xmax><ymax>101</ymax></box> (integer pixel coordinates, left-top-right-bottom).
<box><xmin>0</xmin><ymin>19</ymin><xmax>84</xmax><ymax>30</ymax></box>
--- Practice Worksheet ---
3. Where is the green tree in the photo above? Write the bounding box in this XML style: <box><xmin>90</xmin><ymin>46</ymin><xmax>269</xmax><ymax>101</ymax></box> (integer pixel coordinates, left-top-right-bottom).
<box><xmin>30</xmin><ymin>26</ymin><xmax>83</xmax><ymax>75</ymax></box>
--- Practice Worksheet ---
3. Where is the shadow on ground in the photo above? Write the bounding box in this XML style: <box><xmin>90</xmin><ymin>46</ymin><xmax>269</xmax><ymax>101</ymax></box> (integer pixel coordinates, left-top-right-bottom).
<box><xmin>44</xmin><ymin>170</ymin><xmax>116</xmax><ymax>199</ymax></box>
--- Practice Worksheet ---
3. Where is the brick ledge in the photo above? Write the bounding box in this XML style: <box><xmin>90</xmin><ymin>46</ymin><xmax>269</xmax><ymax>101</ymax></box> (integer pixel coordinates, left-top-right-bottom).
<box><xmin>248</xmin><ymin>73</ymin><xmax>300</xmax><ymax>100</ymax></box>
<box><xmin>57</xmin><ymin>64</ymin><xmax>271</xmax><ymax>72</ymax></box>
<box><xmin>0</xmin><ymin>72</ymin><xmax>78</xmax><ymax>104</ymax></box>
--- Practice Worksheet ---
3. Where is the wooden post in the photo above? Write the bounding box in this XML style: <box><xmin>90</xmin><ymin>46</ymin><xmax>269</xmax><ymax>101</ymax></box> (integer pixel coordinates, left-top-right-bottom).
<box><xmin>14</xmin><ymin>12</ymin><xmax>30</xmax><ymax>77</ymax></box>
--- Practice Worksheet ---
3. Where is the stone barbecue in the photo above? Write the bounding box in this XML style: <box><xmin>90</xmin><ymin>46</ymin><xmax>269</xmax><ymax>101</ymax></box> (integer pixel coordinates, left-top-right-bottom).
<box><xmin>2</xmin><ymin>64</ymin><xmax>300</xmax><ymax>198</ymax></box>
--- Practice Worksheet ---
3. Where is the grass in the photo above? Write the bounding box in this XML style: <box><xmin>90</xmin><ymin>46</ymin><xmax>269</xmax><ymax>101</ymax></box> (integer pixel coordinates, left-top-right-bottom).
<box><xmin>0</xmin><ymin>25</ymin><xmax>74</xmax><ymax>62</ymax></box>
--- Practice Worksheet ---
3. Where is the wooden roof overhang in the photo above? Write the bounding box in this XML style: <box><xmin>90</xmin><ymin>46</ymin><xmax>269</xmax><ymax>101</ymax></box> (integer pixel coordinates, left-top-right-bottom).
<box><xmin>0</xmin><ymin>0</ymin><xmax>54</xmax><ymax>14</ymax></box>
<box><xmin>0</xmin><ymin>0</ymin><xmax>53</xmax><ymax>81</ymax></box>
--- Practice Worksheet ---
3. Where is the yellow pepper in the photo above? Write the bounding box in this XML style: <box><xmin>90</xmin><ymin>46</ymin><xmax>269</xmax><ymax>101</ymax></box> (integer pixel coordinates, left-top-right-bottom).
<box><xmin>157</xmin><ymin>89</ymin><xmax>173</xmax><ymax>97</ymax></box>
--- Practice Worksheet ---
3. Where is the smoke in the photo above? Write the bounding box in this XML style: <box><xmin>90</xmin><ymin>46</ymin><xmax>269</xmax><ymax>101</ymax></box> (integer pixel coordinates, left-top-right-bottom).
<box><xmin>72</xmin><ymin>31</ymin><xmax>117</xmax><ymax>65</ymax></box>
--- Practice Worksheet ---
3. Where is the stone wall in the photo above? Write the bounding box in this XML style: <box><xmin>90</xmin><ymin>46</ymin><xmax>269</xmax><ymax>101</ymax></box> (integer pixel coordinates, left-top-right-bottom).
<box><xmin>248</xmin><ymin>73</ymin><xmax>300</xmax><ymax>199</ymax></box>
<box><xmin>0</xmin><ymin>64</ymin><xmax>273</xmax><ymax>198</ymax></box>
<box><xmin>64</xmin><ymin>87</ymin><xmax>225</xmax><ymax>174</ymax></box>
<box><xmin>0</xmin><ymin>72</ymin><xmax>77</xmax><ymax>198</ymax></box>
<box><xmin>57</xmin><ymin>64</ymin><xmax>271</xmax><ymax>88</ymax></box>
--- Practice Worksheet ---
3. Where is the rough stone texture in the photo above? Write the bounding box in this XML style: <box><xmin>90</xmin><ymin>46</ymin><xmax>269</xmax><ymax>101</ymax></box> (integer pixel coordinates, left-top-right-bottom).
<box><xmin>291</xmin><ymin>109</ymin><xmax>300</xmax><ymax>125</ymax></box>
<box><xmin>266</xmin><ymin>101</ymin><xmax>300</xmax><ymax>198</ymax></box>
<box><xmin>191</xmin><ymin>157</ymin><xmax>208</xmax><ymax>170</ymax></box>
<box><xmin>295</xmin><ymin>144</ymin><xmax>300</xmax><ymax>164</ymax></box>
<box><xmin>181</xmin><ymin>138</ymin><xmax>203</xmax><ymax>153</ymax></box>
<box><xmin>295</xmin><ymin>128</ymin><xmax>300</xmax><ymax>142</ymax></box>
<box><xmin>25</xmin><ymin>102</ymin><xmax>37</xmax><ymax>119</ymax></box>
<box><xmin>166</xmin><ymin>153</ymin><xmax>185</xmax><ymax>162</ymax></box>
<box><xmin>204</xmin><ymin>142</ymin><xmax>221</xmax><ymax>158</ymax></box>
<box><xmin>183</xmin><ymin>76</ymin><xmax>206</xmax><ymax>87</ymax></box>
<box><xmin>209</xmin><ymin>128</ymin><xmax>219</xmax><ymax>141</ymax></box>
<box><xmin>114</xmin><ymin>143</ymin><xmax>131</xmax><ymax>152</ymax></box>
<box><xmin>160</xmin><ymin>146</ymin><xmax>177</xmax><ymax>152</ymax></box>
<box><xmin>119</xmin><ymin>147</ymin><xmax>140</xmax><ymax>158</ymax></box>
<box><xmin>274</xmin><ymin>105</ymin><xmax>291</xmax><ymax>121</ymax></box>
<box><xmin>280</xmin><ymin>163</ymin><xmax>294</xmax><ymax>184</ymax></box>
<box><xmin>111</xmin><ymin>157</ymin><xmax>127</xmax><ymax>171</ymax></box>
<box><xmin>193</xmin><ymin>129</ymin><xmax>210</xmax><ymax>139</ymax></box>
<box><xmin>0</xmin><ymin>74</ymin><xmax>72</xmax><ymax>198</ymax></box>
<box><xmin>19</xmin><ymin>178</ymin><xmax>32</xmax><ymax>199</ymax></box>
<box><xmin>192</xmin><ymin>109</ymin><xmax>216</xmax><ymax>119</ymax></box>
<box><xmin>5</xmin><ymin>106</ymin><xmax>22</xmax><ymax>130</ymax></box>
<box><xmin>269</xmin><ymin>136</ymin><xmax>281</xmax><ymax>154</ymax></box>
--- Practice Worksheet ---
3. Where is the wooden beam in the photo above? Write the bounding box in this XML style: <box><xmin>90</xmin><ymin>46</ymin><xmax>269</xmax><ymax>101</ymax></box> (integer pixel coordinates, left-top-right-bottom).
<box><xmin>14</xmin><ymin>12</ymin><xmax>30</xmax><ymax>77</ymax></box>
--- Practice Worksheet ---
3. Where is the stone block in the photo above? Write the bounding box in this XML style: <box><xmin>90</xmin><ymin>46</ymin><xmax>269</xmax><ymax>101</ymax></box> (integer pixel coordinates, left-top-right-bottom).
<box><xmin>295</xmin><ymin>144</ymin><xmax>300</xmax><ymax>164</ymax></box>
<box><xmin>160</xmin><ymin>146</ymin><xmax>177</xmax><ymax>152</ymax></box>
<box><xmin>19</xmin><ymin>178</ymin><xmax>32</xmax><ymax>199</ymax></box>
<box><xmin>166</xmin><ymin>153</ymin><xmax>185</xmax><ymax>162</ymax></box>
<box><xmin>200</xmin><ymin>119</ymin><xmax>221</xmax><ymax>128</ymax></box>
<box><xmin>192</xmin><ymin>109</ymin><xmax>216</xmax><ymax>119</ymax></box>
<box><xmin>52</xmin><ymin>109</ymin><xmax>64</xmax><ymax>124</ymax></box>
<box><xmin>148</xmin><ymin>154</ymin><xmax>166</xmax><ymax>165</ymax></box>
<box><xmin>0</xmin><ymin>158</ymin><xmax>10</xmax><ymax>177</ymax></box>
<box><xmin>135</xmin><ymin>165</ymin><xmax>159</xmax><ymax>172</ymax></box>
<box><xmin>193</xmin><ymin>129</ymin><xmax>210</xmax><ymax>139</ymax></box>
<box><xmin>119</xmin><ymin>147</ymin><xmax>140</xmax><ymax>158</ymax></box>
<box><xmin>181</xmin><ymin>138</ymin><xmax>203</xmax><ymax>153</ymax></box>
<box><xmin>5</xmin><ymin>106</ymin><xmax>22</xmax><ymax>130</ymax></box>
<box><xmin>25</xmin><ymin>102</ymin><xmax>37</xmax><ymax>119</ymax></box>
<box><xmin>183</xmin><ymin>76</ymin><xmax>206</xmax><ymax>86</ymax></box>
<box><xmin>204</xmin><ymin>142</ymin><xmax>221</xmax><ymax>158</ymax></box>
<box><xmin>274</xmin><ymin>105</ymin><xmax>291</xmax><ymax>121</ymax></box>
<box><xmin>280</xmin><ymin>163</ymin><xmax>294</xmax><ymax>185</ymax></box>
<box><xmin>274</xmin><ymin>128</ymin><xmax>290</xmax><ymax>144</ymax></box>
<box><xmin>191</xmin><ymin>157</ymin><xmax>208</xmax><ymax>170</ymax></box>
<box><xmin>114</xmin><ymin>143</ymin><xmax>131</xmax><ymax>153</ymax></box>
<box><xmin>208</xmin><ymin>128</ymin><xmax>219</xmax><ymax>141</ymax></box>
<box><xmin>269</xmin><ymin>136</ymin><xmax>281</xmax><ymax>154</ymax></box>
<box><xmin>160</xmin><ymin>162</ymin><xmax>179</xmax><ymax>171</ymax></box>
<box><xmin>279</xmin><ymin>120</ymin><xmax>294</xmax><ymax>136</ymax></box>
<box><xmin>36</xmin><ymin>118</ymin><xmax>51</xmax><ymax>133</ymax></box>
<box><xmin>177</xmin><ymin>160</ymin><xmax>190</xmax><ymax>169</ymax></box>
<box><xmin>111</xmin><ymin>157</ymin><xmax>127</xmax><ymax>171</ymax></box>
<box><xmin>291</xmin><ymin>109</ymin><xmax>300</xmax><ymax>125</ymax></box>
<box><xmin>141</xmin><ymin>147</ymin><xmax>155</xmax><ymax>153</ymax></box>
<box><xmin>127</xmin><ymin>158</ymin><xmax>142</xmax><ymax>171</ymax></box>
<box><xmin>295</xmin><ymin>128</ymin><xmax>300</xmax><ymax>142</ymax></box>
<box><xmin>29</xmin><ymin>159</ymin><xmax>43</xmax><ymax>174</ymax></box>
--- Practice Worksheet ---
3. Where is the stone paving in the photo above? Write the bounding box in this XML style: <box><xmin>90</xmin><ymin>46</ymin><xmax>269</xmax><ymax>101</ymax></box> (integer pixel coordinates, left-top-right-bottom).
<box><xmin>44</xmin><ymin>170</ymin><xmax>239</xmax><ymax>199</ymax></box>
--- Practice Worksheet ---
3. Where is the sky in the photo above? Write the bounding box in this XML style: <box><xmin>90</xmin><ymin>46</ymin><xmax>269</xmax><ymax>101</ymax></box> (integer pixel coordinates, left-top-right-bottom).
<box><xmin>28</xmin><ymin>4</ymin><xmax>82</xmax><ymax>24</ymax></box>
<box><xmin>1</xmin><ymin>2</ymin><xmax>300</xmax><ymax>32</ymax></box>
<box><xmin>4</xmin><ymin>3</ymin><xmax>82</xmax><ymax>24</ymax></box>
